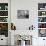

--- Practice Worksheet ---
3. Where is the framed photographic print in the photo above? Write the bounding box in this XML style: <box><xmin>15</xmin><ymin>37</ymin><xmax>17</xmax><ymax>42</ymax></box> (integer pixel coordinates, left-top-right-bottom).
<box><xmin>17</xmin><ymin>10</ymin><xmax>29</xmax><ymax>19</ymax></box>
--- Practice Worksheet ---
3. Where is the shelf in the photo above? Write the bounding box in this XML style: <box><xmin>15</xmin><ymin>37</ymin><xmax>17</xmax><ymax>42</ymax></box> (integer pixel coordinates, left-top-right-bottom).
<box><xmin>38</xmin><ymin>10</ymin><xmax>46</xmax><ymax>11</ymax></box>
<box><xmin>38</xmin><ymin>28</ymin><xmax>46</xmax><ymax>29</ymax></box>
<box><xmin>38</xmin><ymin>16</ymin><xmax>46</xmax><ymax>17</ymax></box>
<box><xmin>0</xmin><ymin>10</ymin><xmax>8</xmax><ymax>11</ymax></box>
<box><xmin>38</xmin><ymin>22</ymin><xmax>46</xmax><ymax>23</ymax></box>
<box><xmin>0</xmin><ymin>16</ymin><xmax>8</xmax><ymax>17</ymax></box>
<box><xmin>0</xmin><ymin>22</ymin><xmax>8</xmax><ymax>23</ymax></box>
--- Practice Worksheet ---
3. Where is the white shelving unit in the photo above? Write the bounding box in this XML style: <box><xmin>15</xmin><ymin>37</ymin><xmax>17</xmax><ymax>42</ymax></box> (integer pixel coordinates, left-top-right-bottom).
<box><xmin>38</xmin><ymin>3</ymin><xmax>46</xmax><ymax>37</ymax></box>
<box><xmin>0</xmin><ymin>3</ymin><xmax>9</xmax><ymax>46</ymax></box>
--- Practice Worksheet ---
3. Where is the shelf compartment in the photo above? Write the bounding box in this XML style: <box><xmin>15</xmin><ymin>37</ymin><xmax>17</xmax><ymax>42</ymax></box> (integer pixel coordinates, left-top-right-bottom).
<box><xmin>0</xmin><ymin>17</ymin><xmax>8</xmax><ymax>22</ymax></box>
<box><xmin>38</xmin><ymin>3</ymin><xmax>46</xmax><ymax>10</ymax></box>
<box><xmin>38</xmin><ymin>11</ymin><xmax>46</xmax><ymax>16</ymax></box>
<box><xmin>0</xmin><ymin>30</ymin><xmax>8</xmax><ymax>37</ymax></box>
<box><xmin>38</xmin><ymin>17</ymin><xmax>46</xmax><ymax>22</ymax></box>
<box><xmin>38</xmin><ymin>29</ymin><xmax>46</xmax><ymax>37</ymax></box>
<box><xmin>0</xmin><ymin>11</ymin><xmax>8</xmax><ymax>16</ymax></box>
<box><xmin>38</xmin><ymin>23</ymin><xmax>46</xmax><ymax>28</ymax></box>
<box><xmin>0</xmin><ymin>23</ymin><xmax>8</xmax><ymax>30</ymax></box>
<box><xmin>0</xmin><ymin>3</ymin><xmax>8</xmax><ymax>10</ymax></box>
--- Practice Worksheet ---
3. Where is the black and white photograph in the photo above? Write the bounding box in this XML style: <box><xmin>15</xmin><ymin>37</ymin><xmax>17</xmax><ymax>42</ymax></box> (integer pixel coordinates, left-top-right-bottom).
<box><xmin>17</xmin><ymin>10</ymin><xmax>29</xmax><ymax>19</ymax></box>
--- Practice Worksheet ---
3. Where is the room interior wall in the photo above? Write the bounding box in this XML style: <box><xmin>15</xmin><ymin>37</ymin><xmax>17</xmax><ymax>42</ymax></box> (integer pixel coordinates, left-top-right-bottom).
<box><xmin>11</xmin><ymin>0</ymin><xmax>46</xmax><ymax>46</ymax></box>
<box><xmin>11</xmin><ymin>0</ymin><xmax>38</xmax><ymax>30</ymax></box>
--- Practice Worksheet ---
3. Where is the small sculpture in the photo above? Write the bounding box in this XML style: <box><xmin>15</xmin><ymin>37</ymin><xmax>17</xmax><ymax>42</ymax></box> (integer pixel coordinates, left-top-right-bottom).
<box><xmin>11</xmin><ymin>23</ymin><xmax>16</xmax><ymax>30</ymax></box>
<box><xmin>29</xmin><ymin>25</ymin><xmax>35</xmax><ymax>30</ymax></box>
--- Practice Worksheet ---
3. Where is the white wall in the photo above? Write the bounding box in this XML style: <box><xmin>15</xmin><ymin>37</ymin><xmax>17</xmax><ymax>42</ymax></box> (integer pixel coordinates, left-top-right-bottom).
<box><xmin>11</xmin><ymin>0</ymin><xmax>46</xmax><ymax>46</ymax></box>
<box><xmin>11</xmin><ymin>0</ymin><xmax>38</xmax><ymax>30</ymax></box>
